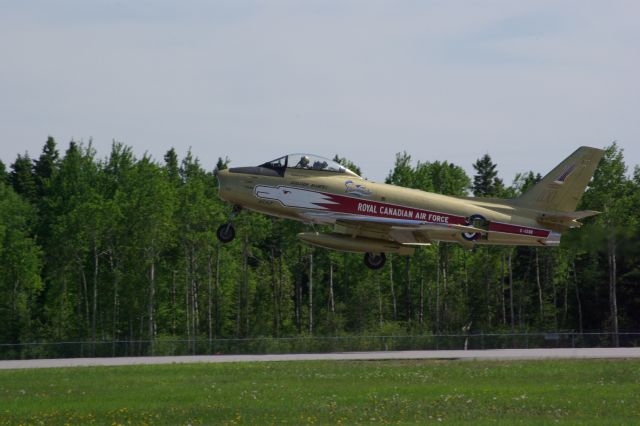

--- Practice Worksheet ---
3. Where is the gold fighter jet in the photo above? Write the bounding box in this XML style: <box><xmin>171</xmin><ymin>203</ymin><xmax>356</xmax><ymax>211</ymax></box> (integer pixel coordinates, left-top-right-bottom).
<box><xmin>216</xmin><ymin>147</ymin><xmax>603</xmax><ymax>270</ymax></box>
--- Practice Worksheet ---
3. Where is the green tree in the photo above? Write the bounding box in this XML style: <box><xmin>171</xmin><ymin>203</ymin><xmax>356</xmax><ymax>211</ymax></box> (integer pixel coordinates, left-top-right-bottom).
<box><xmin>119</xmin><ymin>155</ymin><xmax>176</xmax><ymax>341</ymax></box>
<box><xmin>173</xmin><ymin>151</ymin><xmax>223</xmax><ymax>340</ymax></box>
<box><xmin>0</xmin><ymin>181</ymin><xmax>42</xmax><ymax>343</ymax></box>
<box><xmin>32</xmin><ymin>138</ymin><xmax>61</xmax><ymax>296</ymax></box>
<box><xmin>164</xmin><ymin>148</ymin><xmax>180</xmax><ymax>184</ymax></box>
<box><xmin>333</xmin><ymin>155</ymin><xmax>362</xmax><ymax>176</ymax></box>
<box><xmin>215</xmin><ymin>156</ymin><xmax>230</xmax><ymax>172</ymax></box>
<box><xmin>10</xmin><ymin>153</ymin><xmax>37</xmax><ymax>203</ymax></box>
<box><xmin>416</xmin><ymin>161</ymin><xmax>470</xmax><ymax>195</ymax></box>
<box><xmin>0</xmin><ymin>159</ymin><xmax>7</xmax><ymax>184</ymax></box>
<box><xmin>472</xmin><ymin>154</ymin><xmax>504</xmax><ymax>197</ymax></box>
<box><xmin>1</xmin><ymin>140</ymin><xmax>639</xmax><ymax>353</ymax></box>
<box><xmin>43</xmin><ymin>141</ymin><xmax>102</xmax><ymax>340</ymax></box>
<box><xmin>385</xmin><ymin>152</ymin><xmax>414</xmax><ymax>187</ymax></box>
<box><xmin>33</xmin><ymin>137</ymin><xmax>59</xmax><ymax>198</ymax></box>
<box><xmin>100</xmin><ymin>143</ymin><xmax>135</xmax><ymax>341</ymax></box>
<box><xmin>512</xmin><ymin>171</ymin><xmax>542</xmax><ymax>196</ymax></box>
<box><xmin>579</xmin><ymin>143</ymin><xmax>635</xmax><ymax>345</ymax></box>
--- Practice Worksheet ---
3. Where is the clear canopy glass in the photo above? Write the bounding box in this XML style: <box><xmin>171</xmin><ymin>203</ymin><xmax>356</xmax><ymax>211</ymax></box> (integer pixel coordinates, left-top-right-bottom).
<box><xmin>260</xmin><ymin>154</ymin><xmax>359</xmax><ymax>177</ymax></box>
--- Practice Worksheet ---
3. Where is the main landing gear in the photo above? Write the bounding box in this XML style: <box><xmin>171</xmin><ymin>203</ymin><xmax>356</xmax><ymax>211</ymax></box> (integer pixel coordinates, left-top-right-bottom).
<box><xmin>364</xmin><ymin>252</ymin><xmax>386</xmax><ymax>270</ymax></box>
<box><xmin>216</xmin><ymin>205</ymin><xmax>241</xmax><ymax>243</ymax></box>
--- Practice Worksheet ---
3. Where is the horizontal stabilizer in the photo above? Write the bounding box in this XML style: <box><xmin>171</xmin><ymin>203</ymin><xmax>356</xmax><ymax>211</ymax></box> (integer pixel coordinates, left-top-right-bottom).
<box><xmin>538</xmin><ymin>210</ymin><xmax>600</xmax><ymax>229</ymax></box>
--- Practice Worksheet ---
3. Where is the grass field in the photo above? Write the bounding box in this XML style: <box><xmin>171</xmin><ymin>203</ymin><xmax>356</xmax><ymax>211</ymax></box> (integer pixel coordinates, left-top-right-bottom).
<box><xmin>1</xmin><ymin>359</ymin><xmax>639</xmax><ymax>425</ymax></box>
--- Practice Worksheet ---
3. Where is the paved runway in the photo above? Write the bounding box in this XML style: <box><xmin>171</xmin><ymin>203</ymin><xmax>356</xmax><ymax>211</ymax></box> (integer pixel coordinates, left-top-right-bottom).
<box><xmin>1</xmin><ymin>347</ymin><xmax>640</xmax><ymax>370</ymax></box>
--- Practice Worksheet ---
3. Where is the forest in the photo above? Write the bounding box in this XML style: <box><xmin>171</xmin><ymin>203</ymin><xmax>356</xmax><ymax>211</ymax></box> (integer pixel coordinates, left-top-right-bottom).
<box><xmin>0</xmin><ymin>138</ymin><xmax>639</xmax><ymax>352</ymax></box>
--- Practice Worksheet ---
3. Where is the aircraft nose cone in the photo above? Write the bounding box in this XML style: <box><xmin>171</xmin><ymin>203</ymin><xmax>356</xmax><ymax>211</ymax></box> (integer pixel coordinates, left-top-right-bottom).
<box><xmin>216</xmin><ymin>169</ymin><xmax>231</xmax><ymax>198</ymax></box>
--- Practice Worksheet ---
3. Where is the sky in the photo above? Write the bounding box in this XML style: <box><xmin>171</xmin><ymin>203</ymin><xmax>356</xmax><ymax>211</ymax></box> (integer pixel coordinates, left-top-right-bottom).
<box><xmin>1</xmin><ymin>1</ymin><xmax>638</xmax><ymax>183</ymax></box>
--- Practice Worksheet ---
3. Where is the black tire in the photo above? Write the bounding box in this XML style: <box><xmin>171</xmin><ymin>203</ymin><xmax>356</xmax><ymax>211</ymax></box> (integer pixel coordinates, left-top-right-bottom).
<box><xmin>217</xmin><ymin>223</ymin><xmax>236</xmax><ymax>243</ymax></box>
<box><xmin>364</xmin><ymin>252</ymin><xmax>386</xmax><ymax>270</ymax></box>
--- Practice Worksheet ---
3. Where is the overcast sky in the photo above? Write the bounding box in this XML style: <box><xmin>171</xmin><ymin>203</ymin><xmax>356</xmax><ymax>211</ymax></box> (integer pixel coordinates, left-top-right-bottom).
<box><xmin>1</xmin><ymin>1</ymin><xmax>638</xmax><ymax>183</ymax></box>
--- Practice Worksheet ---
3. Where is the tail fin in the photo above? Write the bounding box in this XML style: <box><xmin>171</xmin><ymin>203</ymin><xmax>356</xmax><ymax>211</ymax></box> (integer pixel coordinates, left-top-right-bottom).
<box><xmin>514</xmin><ymin>146</ymin><xmax>604</xmax><ymax>212</ymax></box>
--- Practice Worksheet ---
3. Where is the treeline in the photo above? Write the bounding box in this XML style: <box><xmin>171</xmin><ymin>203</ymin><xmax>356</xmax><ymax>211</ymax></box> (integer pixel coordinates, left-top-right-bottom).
<box><xmin>0</xmin><ymin>138</ymin><xmax>639</xmax><ymax>345</ymax></box>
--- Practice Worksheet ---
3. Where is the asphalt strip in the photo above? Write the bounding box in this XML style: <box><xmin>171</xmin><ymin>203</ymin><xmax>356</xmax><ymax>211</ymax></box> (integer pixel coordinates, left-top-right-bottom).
<box><xmin>1</xmin><ymin>348</ymin><xmax>640</xmax><ymax>370</ymax></box>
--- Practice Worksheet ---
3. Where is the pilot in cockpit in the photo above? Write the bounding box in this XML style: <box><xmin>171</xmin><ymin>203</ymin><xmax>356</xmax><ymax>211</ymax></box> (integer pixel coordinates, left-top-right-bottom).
<box><xmin>296</xmin><ymin>155</ymin><xmax>310</xmax><ymax>168</ymax></box>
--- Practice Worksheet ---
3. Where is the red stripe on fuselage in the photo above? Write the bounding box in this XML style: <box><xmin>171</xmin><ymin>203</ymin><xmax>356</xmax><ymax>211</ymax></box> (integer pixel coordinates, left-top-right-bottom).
<box><xmin>312</xmin><ymin>191</ymin><xmax>550</xmax><ymax>238</ymax></box>
<box><xmin>488</xmin><ymin>222</ymin><xmax>550</xmax><ymax>238</ymax></box>
<box><xmin>314</xmin><ymin>192</ymin><xmax>467</xmax><ymax>225</ymax></box>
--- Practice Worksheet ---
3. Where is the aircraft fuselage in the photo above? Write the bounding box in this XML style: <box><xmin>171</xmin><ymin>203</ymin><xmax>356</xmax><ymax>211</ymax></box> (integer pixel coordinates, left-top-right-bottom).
<box><xmin>217</xmin><ymin>167</ymin><xmax>559</xmax><ymax>248</ymax></box>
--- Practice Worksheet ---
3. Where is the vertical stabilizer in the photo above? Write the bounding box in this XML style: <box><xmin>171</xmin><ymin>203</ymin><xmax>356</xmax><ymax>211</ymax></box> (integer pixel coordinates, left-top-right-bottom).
<box><xmin>514</xmin><ymin>146</ymin><xmax>604</xmax><ymax>212</ymax></box>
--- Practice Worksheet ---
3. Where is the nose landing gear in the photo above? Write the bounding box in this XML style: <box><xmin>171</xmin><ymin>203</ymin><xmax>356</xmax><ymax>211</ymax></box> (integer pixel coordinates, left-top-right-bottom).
<box><xmin>216</xmin><ymin>205</ymin><xmax>241</xmax><ymax>243</ymax></box>
<box><xmin>216</xmin><ymin>223</ymin><xmax>236</xmax><ymax>243</ymax></box>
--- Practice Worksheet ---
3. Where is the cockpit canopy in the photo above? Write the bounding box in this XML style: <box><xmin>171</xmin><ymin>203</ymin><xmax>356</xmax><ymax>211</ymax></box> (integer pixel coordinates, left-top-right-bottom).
<box><xmin>260</xmin><ymin>154</ymin><xmax>359</xmax><ymax>177</ymax></box>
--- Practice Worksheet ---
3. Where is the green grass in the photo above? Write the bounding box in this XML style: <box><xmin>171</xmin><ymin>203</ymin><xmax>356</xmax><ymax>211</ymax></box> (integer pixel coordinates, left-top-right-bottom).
<box><xmin>1</xmin><ymin>359</ymin><xmax>639</xmax><ymax>425</ymax></box>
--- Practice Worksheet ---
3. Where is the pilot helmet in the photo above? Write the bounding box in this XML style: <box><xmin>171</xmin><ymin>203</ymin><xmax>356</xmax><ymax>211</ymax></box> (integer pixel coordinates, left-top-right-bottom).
<box><xmin>300</xmin><ymin>155</ymin><xmax>310</xmax><ymax>167</ymax></box>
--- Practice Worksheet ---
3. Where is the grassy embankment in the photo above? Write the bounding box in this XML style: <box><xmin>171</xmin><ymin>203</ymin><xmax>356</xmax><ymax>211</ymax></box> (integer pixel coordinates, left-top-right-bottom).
<box><xmin>1</xmin><ymin>359</ymin><xmax>639</xmax><ymax>424</ymax></box>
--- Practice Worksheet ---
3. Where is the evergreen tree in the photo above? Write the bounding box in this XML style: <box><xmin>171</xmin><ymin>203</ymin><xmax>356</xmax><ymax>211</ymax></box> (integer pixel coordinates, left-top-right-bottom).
<box><xmin>32</xmin><ymin>137</ymin><xmax>61</xmax><ymax>254</ymax></box>
<box><xmin>215</xmin><ymin>156</ymin><xmax>230</xmax><ymax>172</ymax></box>
<box><xmin>30</xmin><ymin>139</ymin><xmax>60</xmax><ymax>332</ymax></box>
<box><xmin>10</xmin><ymin>153</ymin><xmax>37</xmax><ymax>203</ymax></box>
<box><xmin>0</xmin><ymin>159</ymin><xmax>7</xmax><ymax>184</ymax></box>
<box><xmin>164</xmin><ymin>148</ymin><xmax>180</xmax><ymax>183</ymax></box>
<box><xmin>472</xmin><ymin>154</ymin><xmax>504</xmax><ymax>197</ymax></box>
<box><xmin>33</xmin><ymin>137</ymin><xmax>59</xmax><ymax>198</ymax></box>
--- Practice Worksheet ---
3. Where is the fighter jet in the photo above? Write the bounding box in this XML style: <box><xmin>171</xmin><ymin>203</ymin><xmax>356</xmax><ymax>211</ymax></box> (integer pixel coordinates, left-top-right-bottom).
<box><xmin>215</xmin><ymin>147</ymin><xmax>603</xmax><ymax>270</ymax></box>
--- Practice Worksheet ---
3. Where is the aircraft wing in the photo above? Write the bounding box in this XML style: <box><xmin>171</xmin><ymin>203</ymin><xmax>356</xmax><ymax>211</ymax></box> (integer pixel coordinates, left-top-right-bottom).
<box><xmin>300</xmin><ymin>211</ymin><xmax>484</xmax><ymax>232</ymax></box>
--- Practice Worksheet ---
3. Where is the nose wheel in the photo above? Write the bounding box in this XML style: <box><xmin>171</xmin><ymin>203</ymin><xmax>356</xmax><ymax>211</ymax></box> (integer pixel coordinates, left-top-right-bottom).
<box><xmin>364</xmin><ymin>252</ymin><xmax>386</xmax><ymax>270</ymax></box>
<box><xmin>217</xmin><ymin>205</ymin><xmax>241</xmax><ymax>244</ymax></box>
<box><xmin>217</xmin><ymin>223</ymin><xmax>236</xmax><ymax>243</ymax></box>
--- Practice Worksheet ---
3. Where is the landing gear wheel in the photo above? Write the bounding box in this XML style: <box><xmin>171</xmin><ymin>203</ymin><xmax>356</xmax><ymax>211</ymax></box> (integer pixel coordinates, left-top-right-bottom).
<box><xmin>364</xmin><ymin>252</ymin><xmax>387</xmax><ymax>270</ymax></box>
<box><xmin>217</xmin><ymin>223</ymin><xmax>236</xmax><ymax>243</ymax></box>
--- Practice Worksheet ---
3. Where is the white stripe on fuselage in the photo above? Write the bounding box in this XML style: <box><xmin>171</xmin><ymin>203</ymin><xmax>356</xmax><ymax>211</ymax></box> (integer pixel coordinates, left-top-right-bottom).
<box><xmin>254</xmin><ymin>185</ymin><xmax>338</xmax><ymax>209</ymax></box>
<box><xmin>254</xmin><ymin>184</ymin><xmax>553</xmax><ymax>242</ymax></box>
